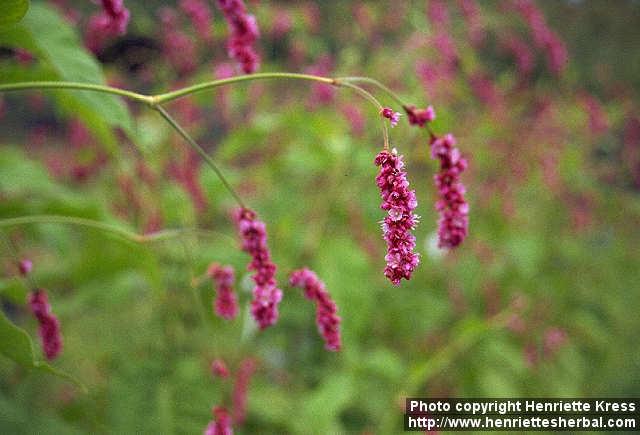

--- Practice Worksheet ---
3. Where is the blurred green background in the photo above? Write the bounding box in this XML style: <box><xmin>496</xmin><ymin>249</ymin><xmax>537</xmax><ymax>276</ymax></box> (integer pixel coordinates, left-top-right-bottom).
<box><xmin>1</xmin><ymin>1</ymin><xmax>639</xmax><ymax>434</ymax></box>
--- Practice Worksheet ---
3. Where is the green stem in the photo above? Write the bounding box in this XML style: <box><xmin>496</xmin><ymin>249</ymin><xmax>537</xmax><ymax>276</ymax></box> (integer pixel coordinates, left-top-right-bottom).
<box><xmin>0</xmin><ymin>81</ymin><xmax>152</xmax><ymax>105</ymax></box>
<box><xmin>1</xmin><ymin>232</ymin><xmax>38</xmax><ymax>290</ymax></box>
<box><xmin>0</xmin><ymin>73</ymin><xmax>400</xmax><ymax>199</ymax></box>
<box><xmin>337</xmin><ymin>76</ymin><xmax>409</xmax><ymax>108</ymax></box>
<box><xmin>153</xmin><ymin>72</ymin><xmax>335</xmax><ymax>104</ymax></box>
<box><xmin>154</xmin><ymin>105</ymin><xmax>246</xmax><ymax>208</ymax></box>
<box><xmin>0</xmin><ymin>215</ymin><xmax>232</xmax><ymax>245</ymax></box>
<box><xmin>335</xmin><ymin>80</ymin><xmax>389</xmax><ymax>149</ymax></box>
<box><xmin>338</xmin><ymin>76</ymin><xmax>437</xmax><ymax>136</ymax></box>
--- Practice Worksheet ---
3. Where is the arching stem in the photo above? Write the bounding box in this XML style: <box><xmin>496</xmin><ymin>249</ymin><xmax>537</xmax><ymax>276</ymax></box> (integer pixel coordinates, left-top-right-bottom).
<box><xmin>0</xmin><ymin>215</ymin><xmax>233</xmax><ymax>245</ymax></box>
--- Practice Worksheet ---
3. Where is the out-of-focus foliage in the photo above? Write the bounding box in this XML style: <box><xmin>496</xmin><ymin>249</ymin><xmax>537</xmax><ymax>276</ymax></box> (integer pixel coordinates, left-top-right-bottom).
<box><xmin>1</xmin><ymin>1</ymin><xmax>639</xmax><ymax>434</ymax></box>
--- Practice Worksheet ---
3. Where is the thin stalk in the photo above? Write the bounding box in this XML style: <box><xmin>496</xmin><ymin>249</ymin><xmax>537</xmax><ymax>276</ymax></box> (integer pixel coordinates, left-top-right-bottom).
<box><xmin>1</xmin><ymin>74</ymin><xmax>402</xmax><ymax>193</ymax></box>
<box><xmin>1</xmin><ymin>232</ymin><xmax>38</xmax><ymax>290</ymax></box>
<box><xmin>335</xmin><ymin>80</ymin><xmax>389</xmax><ymax>149</ymax></box>
<box><xmin>153</xmin><ymin>72</ymin><xmax>335</xmax><ymax>104</ymax></box>
<box><xmin>0</xmin><ymin>215</ymin><xmax>233</xmax><ymax>245</ymax></box>
<box><xmin>337</xmin><ymin>76</ymin><xmax>409</xmax><ymax>108</ymax></box>
<box><xmin>338</xmin><ymin>76</ymin><xmax>437</xmax><ymax>137</ymax></box>
<box><xmin>0</xmin><ymin>81</ymin><xmax>152</xmax><ymax>105</ymax></box>
<box><xmin>154</xmin><ymin>105</ymin><xmax>246</xmax><ymax>208</ymax></box>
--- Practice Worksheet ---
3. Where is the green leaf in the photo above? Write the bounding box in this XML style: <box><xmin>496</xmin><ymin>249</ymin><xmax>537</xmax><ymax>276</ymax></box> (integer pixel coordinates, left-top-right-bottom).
<box><xmin>0</xmin><ymin>310</ymin><xmax>33</xmax><ymax>366</ymax></box>
<box><xmin>0</xmin><ymin>0</ymin><xmax>29</xmax><ymax>27</ymax></box>
<box><xmin>0</xmin><ymin>310</ymin><xmax>87</xmax><ymax>392</ymax></box>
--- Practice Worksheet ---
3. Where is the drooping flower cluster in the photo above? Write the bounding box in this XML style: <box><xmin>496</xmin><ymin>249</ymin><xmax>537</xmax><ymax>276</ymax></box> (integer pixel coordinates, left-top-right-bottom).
<box><xmin>208</xmin><ymin>264</ymin><xmax>239</xmax><ymax>320</ymax></box>
<box><xmin>381</xmin><ymin>107</ymin><xmax>401</xmax><ymax>128</ymax></box>
<box><xmin>180</xmin><ymin>0</ymin><xmax>213</xmax><ymax>42</ymax></box>
<box><xmin>28</xmin><ymin>290</ymin><xmax>63</xmax><ymax>360</ymax></box>
<box><xmin>216</xmin><ymin>0</ymin><xmax>260</xmax><ymax>74</ymax></box>
<box><xmin>374</xmin><ymin>149</ymin><xmax>420</xmax><ymax>285</ymax></box>
<box><xmin>232</xmin><ymin>208</ymin><xmax>282</xmax><ymax>329</ymax></box>
<box><xmin>85</xmin><ymin>0</ymin><xmax>130</xmax><ymax>53</ymax></box>
<box><xmin>289</xmin><ymin>268</ymin><xmax>342</xmax><ymax>352</ymax></box>
<box><xmin>430</xmin><ymin>134</ymin><xmax>469</xmax><ymax>249</ymax></box>
<box><xmin>204</xmin><ymin>406</ymin><xmax>233</xmax><ymax>435</ymax></box>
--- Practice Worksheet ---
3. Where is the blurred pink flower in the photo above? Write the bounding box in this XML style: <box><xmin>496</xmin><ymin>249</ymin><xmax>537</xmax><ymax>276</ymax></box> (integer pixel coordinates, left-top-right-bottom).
<box><xmin>180</xmin><ymin>0</ymin><xmax>213</xmax><ymax>41</ymax></box>
<box><xmin>28</xmin><ymin>290</ymin><xmax>63</xmax><ymax>360</ymax></box>
<box><xmin>289</xmin><ymin>268</ymin><xmax>342</xmax><ymax>351</ymax></box>
<box><xmin>216</xmin><ymin>0</ymin><xmax>261</xmax><ymax>73</ymax></box>
<box><xmin>85</xmin><ymin>0</ymin><xmax>130</xmax><ymax>53</ymax></box>
<box><xmin>204</xmin><ymin>406</ymin><xmax>233</xmax><ymax>435</ymax></box>
<box><xmin>232</xmin><ymin>358</ymin><xmax>256</xmax><ymax>424</ymax></box>
<box><xmin>233</xmin><ymin>208</ymin><xmax>282</xmax><ymax>329</ymax></box>
<box><xmin>381</xmin><ymin>107</ymin><xmax>402</xmax><ymax>128</ymax></box>
<box><xmin>430</xmin><ymin>134</ymin><xmax>469</xmax><ymax>249</ymax></box>
<box><xmin>210</xmin><ymin>359</ymin><xmax>230</xmax><ymax>378</ymax></box>
<box><xmin>208</xmin><ymin>264</ymin><xmax>239</xmax><ymax>320</ymax></box>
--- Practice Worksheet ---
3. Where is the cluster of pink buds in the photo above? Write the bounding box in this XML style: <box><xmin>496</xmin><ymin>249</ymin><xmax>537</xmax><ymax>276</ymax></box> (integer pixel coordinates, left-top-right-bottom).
<box><xmin>216</xmin><ymin>0</ymin><xmax>261</xmax><ymax>74</ymax></box>
<box><xmin>204</xmin><ymin>406</ymin><xmax>233</xmax><ymax>435</ymax></box>
<box><xmin>404</xmin><ymin>105</ymin><xmax>436</xmax><ymax>127</ymax></box>
<box><xmin>375</xmin><ymin>149</ymin><xmax>420</xmax><ymax>285</ymax></box>
<box><xmin>289</xmin><ymin>269</ymin><xmax>342</xmax><ymax>351</ymax></box>
<box><xmin>210</xmin><ymin>358</ymin><xmax>230</xmax><ymax>378</ymax></box>
<box><xmin>381</xmin><ymin>107</ymin><xmax>401</xmax><ymax>128</ymax></box>
<box><xmin>430</xmin><ymin>134</ymin><xmax>469</xmax><ymax>249</ymax></box>
<box><xmin>18</xmin><ymin>259</ymin><xmax>33</xmax><ymax>276</ymax></box>
<box><xmin>85</xmin><ymin>0</ymin><xmax>130</xmax><ymax>53</ymax></box>
<box><xmin>28</xmin><ymin>290</ymin><xmax>63</xmax><ymax>360</ymax></box>
<box><xmin>232</xmin><ymin>208</ymin><xmax>282</xmax><ymax>329</ymax></box>
<box><xmin>207</xmin><ymin>264</ymin><xmax>239</xmax><ymax>320</ymax></box>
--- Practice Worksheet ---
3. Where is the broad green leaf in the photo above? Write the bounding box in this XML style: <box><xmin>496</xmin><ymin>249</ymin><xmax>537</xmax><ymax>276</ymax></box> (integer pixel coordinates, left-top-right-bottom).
<box><xmin>0</xmin><ymin>0</ymin><xmax>29</xmax><ymax>27</ymax></box>
<box><xmin>0</xmin><ymin>310</ymin><xmax>86</xmax><ymax>391</ymax></box>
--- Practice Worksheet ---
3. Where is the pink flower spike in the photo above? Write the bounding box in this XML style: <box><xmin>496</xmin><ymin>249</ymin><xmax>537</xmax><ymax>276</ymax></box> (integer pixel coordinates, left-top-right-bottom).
<box><xmin>216</xmin><ymin>0</ymin><xmax>261</xmax><ymax>73</ymax></box>
<box><xmin>232</xmin><ymin>208</ymin><xmax>282</xmax><ymax>330</ymax></box>
<box><xmin>289</xmin><ymin>268</ymin><xmax>342</xmax><ymax>351</ymax></box>
<box><xmin>208</xmin><ymin>263</ymin><xmax>239</xmax><ymax>320</ymax></box>
<box><xmin>374</xmin><ymin>149</ymin><xmax>420</xmax><ymax>285</ymax></box>
<box><xmin>429</xmin><ymin>134</ymin><xmax>469</xmax><ymax>249</ymax></box>
<box><xmin>381</xmin><ymin>107</ymin><xmax>402</xmax><ymax>127</ymax></box>
<box><xmin>27</xmin><ymin>290</ymin><xmax>63</xmax><ymax>360</ymax></box>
